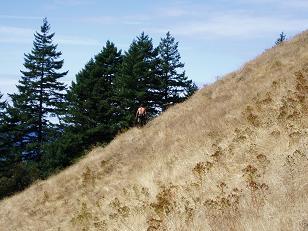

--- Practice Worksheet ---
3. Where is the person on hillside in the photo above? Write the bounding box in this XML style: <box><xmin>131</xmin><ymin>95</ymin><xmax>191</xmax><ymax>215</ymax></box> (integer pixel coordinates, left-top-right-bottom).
<box><xmin>135</xmin><ymin>104</ymin><xmax>147</xmax><ymax>127</ymax></box>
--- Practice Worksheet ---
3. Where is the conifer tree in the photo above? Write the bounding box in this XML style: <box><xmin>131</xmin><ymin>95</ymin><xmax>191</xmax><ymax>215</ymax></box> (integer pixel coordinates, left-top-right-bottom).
<box><xmin>9</xmin><ymin>18</ymin><xmax>68</xmax><ymax>160</ymax></box>
<box><xmin>0</xmin><ymin>93</ymin><xmax>40</xmax><ymax>199</ymax></box>
<box><xmin>40</xmin><ymin>41</ymin><xmax>123</xmax><ymax>175</ymax></box>
<box><xmin>0</xmin><ymin>93</ymin><xmax>22</xmax><ymax>166</ymax></box>
<box><xmin>66</xmin><ymin>40</ymin><xmax>122</xmax><ymax>133</ymax></box>
<box><xmin>157</xmin><ymin>32</ymin><xmax>197</xmax><ymax>111</ymax></box>
<box><xmin>116</xmin><ymin>32</ymin><xmax>160</xmax><ymax>126</ymax></box>
<box><xmin>275</xmin><ymin>32</ymin><xmax>286</xmax><ymax>46</ymax></box>
<box><xmin>0</xmin><ymin>92</ymin><xmax>8</xmax><ymax>157</ymax></box>
<box><xmin>0</xmin><ymin>93</ymin><xmax>15</xmax><ymax>198</ymax></box>
<box><xmin>65</xmin><ymin>58</ymin><xmax>95</xmax><ymax>128</ymax></box>
<box><xmin>0</xmin><ymin>93</ymin><xmax>5</xmax><ymax>121</ymax></box>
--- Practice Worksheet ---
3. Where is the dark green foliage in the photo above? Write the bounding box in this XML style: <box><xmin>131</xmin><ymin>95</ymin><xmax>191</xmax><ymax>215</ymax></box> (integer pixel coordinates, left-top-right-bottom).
<box><xmin>157</xmin><ymin>32</ymin><xmax>198</xmax><ymax>111</ymax></box>
<box><xmin>186</xmin><ymin>81</ymin><xmax>198</xmax><ymax>97</ymax></box>
<box><xmin>275</xmin><ymin>32</ymin><xmax>286</xmax><ymax>46</ymax></box>
<box><xmin>0</xmin><ymin>93</ymin><xmax>7</xmax><ymax>148</ymax></box>
<box><xmin>0</xmin><ymin>93</ymin><xmax>5</xmax><ymax>118</ymax></box>
<box><xmin>66</xmin><ymin>41</ymin><xmax>122</xmax><ymax>131</ymax></box>
<box><xmin>116</xmin><ymin>32</ymin><xmax>160</xmax><ymax>126</ymax></box>
<box><xmin>0</xmin><ymin>18</ymin><xmax>67</xmax><ymax>199</ymax></box>
<box><xmin>0</xmin><ymin>93</ymin><xmax>40</xmax><ymax>199</ymax></box>
<box><xmin>0</xmin><ymin>161</ymin><xmax>40</xmax><ymax>199</ymax></box>
<box><xmin>40</xmin><ymin>41</ymin><xmax>123</xmax><ymax>177</ymax></box>
<box><xmin>9</xmin><ymin>18</ymin><xmax>68</xmax><ymax>160</ymax></box>
<box><xmin>40</xmin><ymin>126</ymin><xmax>110</xmax><ymax>178</ymax></box>
<box><xmin>0</xmin><ymin>94</ymin><xmax>21</xmax><ymax>180</ymax></box>
<box><xmin>0</xmin><ymin>93</ymin><xmax>9</xmax><ymax>162</ymax></box>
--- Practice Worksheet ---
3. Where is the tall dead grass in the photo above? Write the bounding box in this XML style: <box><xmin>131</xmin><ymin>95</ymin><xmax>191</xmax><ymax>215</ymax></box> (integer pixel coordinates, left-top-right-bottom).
<box><xmin>0</xmin><ymin>30</ymin><xmax>308</xmax><ymax>231</ymax></box>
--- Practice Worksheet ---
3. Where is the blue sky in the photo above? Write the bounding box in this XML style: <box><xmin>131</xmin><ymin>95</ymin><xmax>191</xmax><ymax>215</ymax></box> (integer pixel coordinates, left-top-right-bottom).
<box><xmin>1</xmin><ymin>0</ymin><xmax>308</xmax><ymax>99</ymax></box>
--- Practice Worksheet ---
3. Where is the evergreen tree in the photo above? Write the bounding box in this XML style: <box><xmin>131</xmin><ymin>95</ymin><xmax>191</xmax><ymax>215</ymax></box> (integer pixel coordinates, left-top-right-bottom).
<box><xmin>0</xmin><ymin>93</ymin><xmax>15</xmax><ymax>198</ymax></box>
<box><xmin>0</xmin><ymin>93</ymin><xmax>39</xmax><ymax>199</ymax></box>
<box><xmin>0</xmin><ymin>94</ymin><xmax>20</xmax><ymax>168</ymax></box>
<box><xmin>40</xmin><ymin>41</ymin><xmax>122</xmax><ymax>176</ymax></box>
<box><xmin>0</xmin><ymin>93</ymin><xmax>5</xmax><ymax>121</ymax></box>
<box><xmin>65</xmin><ymin>58</ymin><xmax>96</xmax><ymax>128</ymax></box>
<box><xmin>9</xmin><ymin>18</ymin><xmax>68</xmax><ymax>160</ymax></box>
<box><xmin>157</xmin><ymin>32</ymin><xmax>197</xmax><ymax>111</ymax></box>
<box><xmin>66</xmin><ymin>41</ymin><xmax>122</xmax><ymax>131</ymax></box>
<box><xmin>0</xmin><ymin>93</ymin><xmax>8</xmax><ymax>158</ymax></box>
<box><xmin>186</xmin><ymin>81</ymin><xmax>198</xmax><ymax>97</ymax></box>
<box><xmin>116</xmin><ymin>32</ymin><xmax>160</xmax><ymax>126</ymax></box>
<box><xmin>275</xmin><ymin>32</ymin><xmax>286</xmax><ymax>46</ymax></box>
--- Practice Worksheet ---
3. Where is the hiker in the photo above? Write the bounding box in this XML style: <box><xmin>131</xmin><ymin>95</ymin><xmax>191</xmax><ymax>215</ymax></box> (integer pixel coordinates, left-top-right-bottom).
<box><xmin>135</xmin><ymin>104</ymin><xmax>147</xmax><ymax>127</ymax></box>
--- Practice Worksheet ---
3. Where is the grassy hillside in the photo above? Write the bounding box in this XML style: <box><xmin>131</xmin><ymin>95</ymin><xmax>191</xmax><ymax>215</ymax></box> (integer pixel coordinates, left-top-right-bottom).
<box><xmin>1</xmin><ymin>31</ymin><xmax>308</xmax><ymax>231</ymax></box>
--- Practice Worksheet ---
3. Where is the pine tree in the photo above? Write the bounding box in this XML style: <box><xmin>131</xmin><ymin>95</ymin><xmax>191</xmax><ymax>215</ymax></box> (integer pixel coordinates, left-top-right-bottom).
<box><xmin>186</xmin><ymin>81</ymin><xmax>198</xmax><ymax>97</ymax></box>
<box><xmin>0</xmin><ymin>93</ymin><xmax>8</xmax><ymax>157</ymax></box>
<box><xmin>0</xmin><ymin>93</ymin><xmax>29</xmax><ymax>166</ymax></box>
<box><xmin>0</xmin><ymin>93</ymin><xmax>5</xmax><ymax>121</ymax></box>
<box><xmin>9</xmin><ymin>18</ymin><xmax>68</xmax><ymax>160</ymax></box>
<box><xmin>0</xmin><ymin>93</ymin><xmax>20</xmax><ymax>165</ymax></box>
<box><xmin>40</xmin><ymin>41</ymin><xmax>123</xmax><ymax>176</ymax></box>
<box><xmin>157</xmin><ymin>32</ymin><xmax>197</xmax><ymax>111</ymax></box>
<box><xmin>0</xmin><ymin>93</ymin><xmax>40</xmax><ymax>199</ymax></box>
<box><xmin>66</xmin><ymin>40</ymin><xmax>122</xmax><ymax>132</ymax></box>
<box><xmin>275</xmin><ymin>32</ymin><xmax>286</xmax><ymax>46</ymax></box>
<box><xmin>116</xmin><ymin>32</ymin><xmax>160</xmax><ymax>126</ymax></box>
<box><xmin>0</xmin><ymin>93</ymin><xmax>15</xmax><ymax>198</ymax></box>
<box><xmin>65</xmin><ymin>58</ymin><xmax>96</xmax><ymax>128</ymax></box>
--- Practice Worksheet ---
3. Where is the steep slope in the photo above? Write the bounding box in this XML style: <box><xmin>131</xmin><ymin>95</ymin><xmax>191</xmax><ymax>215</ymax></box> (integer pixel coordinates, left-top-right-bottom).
<box><xmin>1</xmin><ymin>31</ymin><xmax>308</xmax><ymax>231</ymax></box>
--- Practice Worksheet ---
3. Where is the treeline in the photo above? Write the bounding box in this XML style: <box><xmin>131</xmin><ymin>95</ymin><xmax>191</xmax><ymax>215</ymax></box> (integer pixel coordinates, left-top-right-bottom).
<box><xmin>0</xmin><ymin>19</ymin><xmax>197</xmax><ymax>199</ymax></box>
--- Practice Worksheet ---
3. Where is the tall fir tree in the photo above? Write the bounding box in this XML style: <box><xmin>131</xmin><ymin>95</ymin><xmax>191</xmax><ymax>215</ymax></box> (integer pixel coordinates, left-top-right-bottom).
<box><xmin>0</xmin><ymin>93</ymin><xmax>22</xmax><ymax>166</ymax></box>
<box><xmin>66</xmin><ymin>41</ymin><xmax>122</xmax><ymax>132</ymax></box>
<box><xmin>157</xmin><ymin>32</ymin><xmax>197</xmax><ymax>111</ymax></box>
<box><xmin>116</xmin><ymin>32</ymin><xmax>160</xmax><ymax>126</ymax></box>
<box><xmin>0</xmin><ymin>93</ymin><xmax>15</xmax><ymax>198</ymax></box>
<box><xmin>9</xmin><ymin>18</ymin><xmax>68</xmax><ymax>160</ymax></box>
<box><xmin>0</xmin><ymin>93</ymin><xmax>40</xmax><ymax>199</ymax></box>
<box><xmin>65</xmin><ymin>58</ymin><xmax>95</xmax><ymax>128</ymax></box>
<box><xmin>0</xmin><ymin>92</ymin><xmax>8</xmax><ymax>159</ymax></box>
<box><xmin>40</xmin><ymin>41</ymin><xmax>123</xmax><ymax>176</ymax></box>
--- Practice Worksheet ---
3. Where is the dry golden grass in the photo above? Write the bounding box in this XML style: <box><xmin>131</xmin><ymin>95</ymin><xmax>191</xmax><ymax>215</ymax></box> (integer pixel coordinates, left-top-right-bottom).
<box><xmin>1</xmin><ymin>30</ymin><xmax>308</xmax><ymax>231</ymax></box>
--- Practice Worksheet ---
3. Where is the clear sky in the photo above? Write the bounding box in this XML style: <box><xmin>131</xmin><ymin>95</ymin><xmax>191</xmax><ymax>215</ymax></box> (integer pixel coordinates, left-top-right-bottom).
<box><xmin>1</xmin><ymin>0</ymin><xmax>308</xmax><ymax>99</ymax></box>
